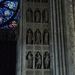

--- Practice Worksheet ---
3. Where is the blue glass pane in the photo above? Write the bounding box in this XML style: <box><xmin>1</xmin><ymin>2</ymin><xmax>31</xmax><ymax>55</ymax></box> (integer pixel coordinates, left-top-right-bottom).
<box><xmin>14</xmin><ymin>11</ymin><xmax>19</xmax><ymax>20</ymax></box>
<box><xmin>0</xmin><ymin>15</ymin><xmax>4</xmax><ymax>24</ymax></box>
<box><xmin>1</xmin><ymin>8</ymin><xmax>14</xmax><ymax>17</ymax></box>
<box><xmin>0</xmin><ymin>11</ymin><xmax>19</xmax><ymax>29</ymax></box>
<box><xmin>0</xmin><ymin>21</ymin><xmax>18</xmax><ymax>29</ymax></box>
<box><xmin>0</xmin><ymin>0</ymin><xmax>3</xmax><ymax>2</ymax></box>
<box><xmin>4</xmin><ymin>1</ymin><xmax>18</xmax><ymax>10</ymax></box>
<box><xmin>0</xmin><ymin>0</ymin><xmax>19</xmax><ymax>29</ymax></box>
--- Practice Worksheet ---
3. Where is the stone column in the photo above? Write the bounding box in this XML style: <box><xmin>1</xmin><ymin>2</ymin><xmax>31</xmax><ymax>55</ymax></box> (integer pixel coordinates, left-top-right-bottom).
<box><xmin>50</xmin><ymin>0</ymin><xmax>75</xmax><ymax>75</ymax></box>
<box><xmin>16</xmin><ymin>0</ymin><xmax>23</xmax><ymax>75</ymax></box>
<box><xmin>50</xmin><ymin>0</ymin><xmax>66</xmax><ymax>75</ymax></box>
<box><xmin>69</xmin><ymin>0</ymin><xmax>75</xmax><ymax>74</ymax></box>
<box><xmin>16</xmin><ymin>0</ymin><xmax>75</xmax><ymax>75</ymax></box>
<box><xmin>68</xmin><ymin>3</ymin><xmax>75</xmax><ymax>73</ymax></box>
<box><xmin>63</xmin><ymin>0</ymin><xmax>75</xmax><ymax>75</ymax></box>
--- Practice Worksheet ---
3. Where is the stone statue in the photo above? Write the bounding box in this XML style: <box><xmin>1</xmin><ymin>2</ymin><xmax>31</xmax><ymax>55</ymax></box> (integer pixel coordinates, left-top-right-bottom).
<box><xmin>43</xmin><ymin>29</ymin><xmax>49</xmax><ymax>45</ymax></box>
<box><xmin>35</xmin><ymin>29</ymin><xmax>41</xmax><ymax>44</ymax></box>
<box><xmin>26</xmin><ymin>51</ymin><xmax>33</xmax><ymax>69</ymax></box>
<box><xmin>26</xmin><ymin>8</ymin><xmax>33</xmax><ymax>22</ymax></box>
<box><xmin>35</xmin><ymin>52</ymin><xmax>42</xmax><ymax>69</ymax></box>
<box><xmin>42</xmin><ymin>9</ymin><xmax>49</xmax><ymax>23</ymax></box>
<box><xmin>34</xmin><ymin>9</ymin><xmax>41</xmax><ymax>23</ymax></box>
<box><xmin>43</xmin><ymin>52</ymin><xmax>50</xmax><ymax>69</ymax></box>
<box><xmin>26</xmin><ymin>29</ymin><xmax>33</xmax><ymax>44</ymax></box>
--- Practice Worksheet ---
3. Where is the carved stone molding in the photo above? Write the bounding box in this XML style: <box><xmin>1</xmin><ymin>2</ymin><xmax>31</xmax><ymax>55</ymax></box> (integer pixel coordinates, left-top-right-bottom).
<box><xmin>65</xmin><ymin>0</ymin><xmax>75</xmax><ymax>75</ymax></box>
<box><xmin>69</xmin><ymin>0</ymin><xmax>75</xmax><ymax>71</ymax></box>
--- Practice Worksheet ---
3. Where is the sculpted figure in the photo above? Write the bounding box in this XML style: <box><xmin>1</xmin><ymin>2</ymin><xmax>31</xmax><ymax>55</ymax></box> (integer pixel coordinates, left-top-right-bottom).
<box><xmin>26</xmin><ymin>29</ymin><xmax>33</xmax><ymax>44</ymax></box>
<box><xmin>34</xmin><ymin>9</ymin><xmax>41</xmax><ymax>23</ymax></box>
<box><xmin>43</xmin><ymin>29</ymin><xmax>49</xmax><ymax>45</ymax></box>
<box><xmin>35</xmin><ymin>29</ymin><xmax>41</xmax><ymax>44</ymax></box>
<box><xmin>35</xmin><ymin>52</ymin><xmax>42</xmax><ymax>69</ymax></box>
<box><xmin>42</xmin><ymin>9</ymin><xmax>49</xmax><ymax>23</ymax></box>
<box><xmin>26</xmin><ymin>51</ymin><xmax>33</xmax><ymax>69</ymax></box>
<box><xmin>43</xmin><ymin>52</ymin><xmax>50</xmax><ymax>69</ymax></box>
<box><xmin>26</xmin><ymin>8</ymin><xmax>33</xmax><ymax>22</ymax></box>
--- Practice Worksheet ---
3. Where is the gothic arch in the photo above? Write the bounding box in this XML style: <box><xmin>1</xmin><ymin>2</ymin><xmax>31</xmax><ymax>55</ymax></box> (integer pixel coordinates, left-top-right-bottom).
<box><xmin>26</xmin><ymin>8</ymin><xmax>33</xmax><ymax>22</ymax></box>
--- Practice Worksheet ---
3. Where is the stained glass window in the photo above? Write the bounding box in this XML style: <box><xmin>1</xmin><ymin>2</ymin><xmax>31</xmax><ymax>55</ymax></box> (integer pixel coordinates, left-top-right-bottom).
<box><xmin>0</xmin><ymin>0</ymin><xmax>19</xmax><ymax>29</ymax></box>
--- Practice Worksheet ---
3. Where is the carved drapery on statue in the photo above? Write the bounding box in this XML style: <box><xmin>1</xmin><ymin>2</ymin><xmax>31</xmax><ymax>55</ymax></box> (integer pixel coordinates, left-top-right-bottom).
<box><xmin>26</xmin><ymin>51</ymin><xmax>33</xmax><ymax>69</ymax></box>
<box><xmin>26</xmin><ymin>28</ymin><xmax>33</xmax><ymax>44</ymax></box>
<box><xmin>42</xmin><ymin>9</ymin><xmax>49</xmax><ymax>23</ymax></box>
<box><xmin>26</xmin><ymin>8</ymin><xmax>33</xmax><ymax>22</ymax></box>
<box><xmin>34</xmin><ymin>9</ymin><xmax>41</xmax><ymax>23</ymax></box>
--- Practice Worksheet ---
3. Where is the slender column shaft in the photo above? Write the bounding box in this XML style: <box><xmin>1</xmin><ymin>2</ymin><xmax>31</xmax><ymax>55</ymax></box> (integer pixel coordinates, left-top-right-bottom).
<box><xmin>50</xmin><ymin>0</ymin><xmax>56</xmax><ymax>75</ymax></box>
<box><xmin>16</xmin><ymin>0</ymin><xmax>23</xmax><ymax>75</ymax></box>
<box><xmin>58</xmin><ymin>0</ymin><xmax>67</xmax><ymax>75</ymax></box>
<box><xmin>52</xmin><ymin>0</ymin><xmax>60</xmax><ymax>75</ymax></box>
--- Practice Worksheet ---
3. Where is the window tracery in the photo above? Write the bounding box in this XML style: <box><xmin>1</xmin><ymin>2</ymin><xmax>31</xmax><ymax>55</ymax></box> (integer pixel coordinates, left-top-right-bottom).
<box><xmin>0</xmin><ymin>0</ymin><xmax>19</xmax><ymax>29</ymax></box>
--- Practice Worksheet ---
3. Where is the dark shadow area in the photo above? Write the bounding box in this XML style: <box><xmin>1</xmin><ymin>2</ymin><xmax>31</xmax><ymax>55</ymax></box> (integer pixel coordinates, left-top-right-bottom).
<box><xmin>0</xmin><ymin>41</ymin><xmax>17</xmax><ymax>75</ymax></box>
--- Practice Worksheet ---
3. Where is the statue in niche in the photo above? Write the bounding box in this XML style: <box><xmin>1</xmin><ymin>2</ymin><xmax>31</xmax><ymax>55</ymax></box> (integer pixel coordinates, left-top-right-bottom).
<box><xmin>26</xmin><ymin>8</ymin><xmax>33</xmax><ymax>22</ymax></box>
<box><xmin>34</xmin><ymin>0</ymin><xmax>40</xmax><ymax>2</ymax></box>
<box><xmin>26</xmin><ymin>29</ymin><xmax>33</xmax><ymax>44</ymax></box>
<box><xmin>35</xmin><ymin>29</ymin><xmax>41</xmax><ymax>44</ymax></box>
<box><xmin>26</xmin><ymin>51</ymin><xmax>33</xmax><ymax>69</ymax></box>
<box><xmin>43</xmin><ymin>29</ymin><xmax>49</xmax><ymax>45</ymax></box>
<box><xmin>35</xmin><ymin>52</ymin><xmax>42</xmax><ymax>69</ymax></box>
<box><xmin>27</xmin><ymin>0</ymin><xmax>33</xmax><ymax>2</ymax></box>
<box><xmin>42</xmin><ymin>9</ymin><xmax>49</xmax><ymax>23</ymax></box>
<box><xmin>34</xmin><ymin>9</ymin><xmax>41</xmax><ymax>23</ymax></box>
<box><xmin>42</xmin><ymin>0</ymin><xmax>48</xmax><ymax>3</ymax></box>
<box><xmin>43</xmin><ymin>51</ymin><xmax>50</xmax><ymax>69</ymax></box>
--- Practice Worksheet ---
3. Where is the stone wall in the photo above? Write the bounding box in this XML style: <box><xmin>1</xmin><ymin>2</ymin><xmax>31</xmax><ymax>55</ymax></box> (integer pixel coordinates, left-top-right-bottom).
<box><xmin>69</xmin><ymin>0</ymin><xmax>75</xmax><ymax>74</ymax></box>
<box><xmin>16</xmin><ymin>0</ymin><xmax>75</xmax><ymax>75</ymax></box>
<box><xmin>72</xmin><ymin>0</ymin><xmax>75</xmax><ymax>73</ymax></box>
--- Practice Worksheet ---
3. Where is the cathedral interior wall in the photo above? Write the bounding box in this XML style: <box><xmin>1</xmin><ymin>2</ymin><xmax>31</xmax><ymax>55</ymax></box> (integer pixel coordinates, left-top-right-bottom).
<box><xmin>16</xmin><ymin>0</ymin><xmax>75</xmax><ymax>75</ymax></box>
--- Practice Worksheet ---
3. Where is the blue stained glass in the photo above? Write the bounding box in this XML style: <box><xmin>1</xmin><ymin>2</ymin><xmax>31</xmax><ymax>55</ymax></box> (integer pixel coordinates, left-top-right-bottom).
<box><xmin>4</xmin><ymin>1</ymin><xmax>18</xmax><ymax>10</ymax></box>
<box><xmin>0</xmin><ymin>8</ymin><xmax>4</xmax><ymax>15</ymax></box>
<box><xmin>0</xmin><ymin>15</ymin><xmax>4</xmax><ymax>24</ymax></box>
<box><xmin>0</xmin><ymin>8</ymin><xmax>14</xmax><ymax>22</ymax></box>
<box><xmin>4</xmin><ymin>10</ymin><xmax>11</xmax><ymax>16</ymax></box>
<box><xmin>0</xmin><ymin>11</ymin><xmax>19</xmax><ymax>29</ymax></box>
<box><xmin>14</xmin><ymin>11</ymin><xmax>19</xmax><ymax>20</ymax></box>
<box><xmin>0</xmin><ymin>0</ymin><xmax>19</xmax><ymax>29</ymax></box>
<box><xmin>0</xmin><ymin>0</ymin><xmax>3</xmax><ymax>2</ymax></box>
<box><xmin>3</xmin><ymin>8</ymin><xmax>14</xmax><ymax>19</ymax></box>
<box><xmin>0</xmin><ymin>17</ymin><xmax>3</xmax><ymax>23</ymax></box>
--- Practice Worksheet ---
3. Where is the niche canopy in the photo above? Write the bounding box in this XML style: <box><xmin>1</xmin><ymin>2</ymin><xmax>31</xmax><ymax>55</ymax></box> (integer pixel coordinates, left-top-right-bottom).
<box><xmin>0</xmin><ymin>0</ymin><xmax>19</xmax><ymax>27</ymax></box>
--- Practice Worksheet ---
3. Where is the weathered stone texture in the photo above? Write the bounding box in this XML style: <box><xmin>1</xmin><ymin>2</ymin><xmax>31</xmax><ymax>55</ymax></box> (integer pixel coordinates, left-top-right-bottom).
<box><xmin>69</xmin><ymin>0</ymin><xmax>75</xmax><ymax>73</ymax></box>
<box><xmin>16</xmin><ymin>0</ymin><xmax>75</xmax><ymax>75</ymax></box>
